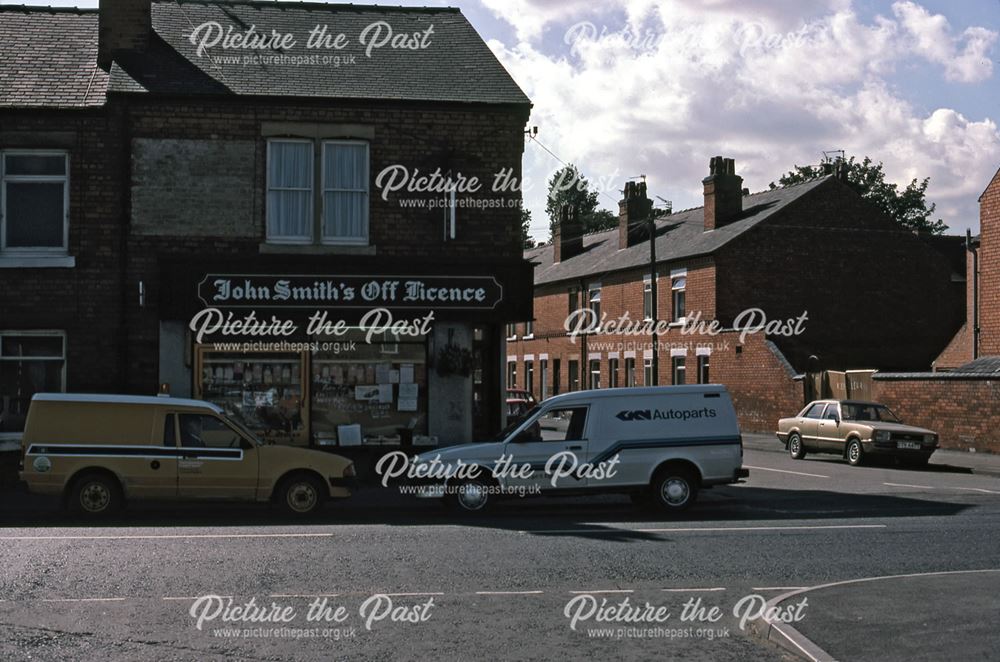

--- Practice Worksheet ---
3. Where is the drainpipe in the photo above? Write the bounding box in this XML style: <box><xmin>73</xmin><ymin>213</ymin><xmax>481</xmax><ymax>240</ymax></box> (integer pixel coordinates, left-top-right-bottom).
<box><xmin>968</xmin><ymin>230</ymin><xmax>980</xmax><ymax>360</ymax></box>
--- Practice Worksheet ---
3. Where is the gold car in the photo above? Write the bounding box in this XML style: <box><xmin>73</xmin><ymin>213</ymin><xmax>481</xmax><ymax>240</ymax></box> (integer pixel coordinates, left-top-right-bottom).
<box><xmin>19</xmin><ymin>393</ymin><xmax>356</xmax><ymax>517</ymax></box>
<box><xmin>776</xmin><ymin>400</ymin><xmax>938</xmax><ymax>467</ymax></box>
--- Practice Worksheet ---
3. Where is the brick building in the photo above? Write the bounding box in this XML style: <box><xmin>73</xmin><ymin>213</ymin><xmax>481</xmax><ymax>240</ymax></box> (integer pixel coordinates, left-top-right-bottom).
<box><xmin>508</xmin><ymin>158</ymin><xmax>965</xmax><ymax>431</ymax></box>
<box><xmin>0</xmin><ymin>1</ymin><xmax>533</xmax><ymax>451</ymax></box>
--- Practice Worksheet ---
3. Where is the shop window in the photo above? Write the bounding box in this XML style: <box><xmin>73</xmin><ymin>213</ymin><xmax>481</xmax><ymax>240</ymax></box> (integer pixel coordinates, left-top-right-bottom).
<box><xmin>524</xmin><ymin>360</ymin><xmax>534</xmax><ymax>395</ymax></box>
<box><xmin>568</xmin><ymin>360</ymin><xmax>579</xmax><ymax>392</ymax></box>
<box><xmin>589</xmin><ymin>359</ymin><xmax>601</xmax><ymax>389</ymax></box>
<box><xmin>672</xmin><ymin>275</ymin><xmax>686</xmax><ymax>321</ymax></box>
<box><xmin>625</xmin><ymin>358</ymin><xmax>636</xmax><ymax>387</ymax></box>
<box><xmin>588</xmin><ymin>283</ymin><xmax>601</xmax><ymax>320</ymax></box>
<box><xmin>0</xmin><ymin>331</ymin><xmax>66</xmax><ymax>435</ymax></box>
<box><xmin>697</xmin><ymin>355</ymin><xmax>710</xmax><ymax>384</ymax></box>
<box><xmin>672</xmin><ymin>356</ymin><xmax>686</xmax><ymax>385</ymax></box>
<box><xmin>266</xmin><ymin>139</ymin><xmax>369</xmax><ymax>245</ymax></box>
<box><xmin>1</xmin><ymin>151</ymin><xmax>69</xmax><ymax>254</ymax></box>
<box><xmin>609</xmin><ymin>358</ymin><xmax>619</xmax><ymax>388</ymax></box>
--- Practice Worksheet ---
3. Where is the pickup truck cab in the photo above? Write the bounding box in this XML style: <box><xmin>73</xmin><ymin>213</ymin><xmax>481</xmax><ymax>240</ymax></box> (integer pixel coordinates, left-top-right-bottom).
<box><xmin>408</xmin><ymin>385</ymin><xmax>748</xmax><ymax>513</ymax></box>
<box><xmin>19</xmin><ymin>393</ymin><xmax>356</xmax><ymax>517</ymax></box>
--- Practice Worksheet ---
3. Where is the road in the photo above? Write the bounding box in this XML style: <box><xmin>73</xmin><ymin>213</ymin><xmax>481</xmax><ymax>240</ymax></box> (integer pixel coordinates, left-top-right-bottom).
<box><xmin>2</xmin><ymin>439</ymin><xmax>1000</xmax><ymax>661</ymax></box>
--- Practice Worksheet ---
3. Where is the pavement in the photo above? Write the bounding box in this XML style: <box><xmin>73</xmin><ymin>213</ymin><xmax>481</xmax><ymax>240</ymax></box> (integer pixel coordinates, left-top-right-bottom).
<box><xmin>3</xmin><ymin>445</ymin><xmax>1000</xmax><ymax>660</ymax></box>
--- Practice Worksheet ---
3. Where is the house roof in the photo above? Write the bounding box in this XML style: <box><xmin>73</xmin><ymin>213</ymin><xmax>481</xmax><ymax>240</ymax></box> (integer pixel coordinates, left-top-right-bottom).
<box><xmin>526</xmin><ymin>176</ymin><xmax>832</xmax><ymax>286</ymax></box>
<box><xmin>0</xmin><ymin>7</ymin><xmax>108</xmax><ymax>108</ymax></box>
<box><xmin>956</xmin><ymin>356</ymin><xmax>1000</xmax><ymax>374</ymax></box>
<box><xmin>111</xmin><ymin>0</ymin><xmax>530</xmax><ymax>105</ymax></box>
<box><xmin>0</xmin><ymin>1</ymin><xmax>530</xmax><ymax>107</ymax></box>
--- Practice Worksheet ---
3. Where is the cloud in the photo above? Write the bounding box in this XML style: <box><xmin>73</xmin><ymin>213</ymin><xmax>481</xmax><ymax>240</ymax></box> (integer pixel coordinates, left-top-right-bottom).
<box><xmin>485</xmin><ymin>0</ymin><xmax>999</xmax><ymax>238</ymax></box>
<box><xmin>892</xmin><ymin>1</ymin><xmax>998</xmax><ymax>83</ymax></box>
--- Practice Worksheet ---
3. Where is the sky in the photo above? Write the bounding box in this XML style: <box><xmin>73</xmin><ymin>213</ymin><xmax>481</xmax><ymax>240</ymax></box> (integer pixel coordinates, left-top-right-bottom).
<box><xmin>8</xmin><ymin>0</ymin><xmax>1000</xmax><ymax>241</ymax></box>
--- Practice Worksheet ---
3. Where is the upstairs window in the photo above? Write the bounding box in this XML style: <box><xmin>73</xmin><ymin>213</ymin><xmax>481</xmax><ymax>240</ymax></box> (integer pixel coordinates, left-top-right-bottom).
<box><xmin>266</xmin><ymin>139</ymin><xmax>369</xmax><ymax>245</ymax></box>
<box><xmin>672</xmin><ymin>275</ymin><xmax>686</xmax><ymax>321</ymax></box>
<box><xmin>1</xmin><ymin>151</ymin><xmax>69</xmax><ymax>253</ymax></box>
<box><xmin>588</xmin><ymin>283</ymin><xmax>601</xmax><ymax>320</ymax></box>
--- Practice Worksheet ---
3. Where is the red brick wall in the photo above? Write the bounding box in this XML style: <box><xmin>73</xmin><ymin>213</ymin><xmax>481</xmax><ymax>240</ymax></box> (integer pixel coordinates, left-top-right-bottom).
<box><xmin>873</xmin><ymin>377</ymin><xmax>1000</xmax><ymax>453</ymax></box>
<box><xmin>716</xmin><ymin>177</ymin><xmax>963</xmax><ymax>371</ymax></box>
<box><xmin>979</xmin><ymin>169</ymin><xmax>1000</xmax><ymax>355</ymax></box>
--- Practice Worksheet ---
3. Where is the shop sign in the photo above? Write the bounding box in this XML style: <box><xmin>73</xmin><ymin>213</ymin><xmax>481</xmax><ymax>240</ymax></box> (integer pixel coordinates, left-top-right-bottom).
<box><xmin>197</xmin><ymin>274</ymin><xmax>503</xmax><ymax>310</ymax></box>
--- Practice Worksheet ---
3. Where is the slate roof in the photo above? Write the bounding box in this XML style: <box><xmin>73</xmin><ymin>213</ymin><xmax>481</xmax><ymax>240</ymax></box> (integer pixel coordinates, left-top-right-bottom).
<box><xmin>0</xmin><ymin>1</ymin><xmax>530</xmax><ymax>107</ymax></box>
<box><xmin>956</xmin><ymin>356</ymin><xmax>1000</xmax><ymax>374</ymax></box>
<box><xmin>527</xmin><ymin>176</ymin><xmax>833</xmax><ymax>286</ymax></box>
<box><xmin>0</xmin><ymin>7</ymin><xmax>108</xmax><ymax>108</ymax></box>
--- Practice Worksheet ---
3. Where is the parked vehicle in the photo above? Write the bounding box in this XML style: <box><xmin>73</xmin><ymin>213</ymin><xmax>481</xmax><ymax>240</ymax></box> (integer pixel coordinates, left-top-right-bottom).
<box><xmin>408</xmin><ymin>385</ymin><xmax>748</xmax><ymax>513</ymax></box>
<box><xmin>776</xmin><ymin>400</ymin><xmax>938</xmax><ymax>466</ymax></box>
<box><xmin>19</xmin><ymin>393</ymin><xmax>356</xmax><ymax>517</ymax></box>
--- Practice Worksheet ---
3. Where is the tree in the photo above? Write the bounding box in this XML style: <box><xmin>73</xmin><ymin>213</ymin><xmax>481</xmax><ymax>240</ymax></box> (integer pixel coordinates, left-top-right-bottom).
<box><xmin>519</xmin><ymin>207</ymin><xmax>535</xmax><ymax>249</ymax></box>
<box><xmin>545</xmin><ymin>164</ymin><xmax>618</xmax><ymax>238</ymax></box>
<box><xmin>769</xmin><ymin>156</ymin><xmax>947</xmax><ymax>235</ymax></box>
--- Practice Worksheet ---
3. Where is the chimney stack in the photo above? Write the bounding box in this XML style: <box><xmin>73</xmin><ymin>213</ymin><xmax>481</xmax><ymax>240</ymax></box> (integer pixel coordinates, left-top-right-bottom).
<box><xmin>553</xmin><ymin>203</ymin><xmax>583</xmax><ymax>263</ymax></box>
<box><xmin>618</xmin><ymin>180</ymin><xmax>654</xmax><ymax>249</ymax></box>
<box><xmin>703</xmin><ymin>156</ymin><xmax>743</xmax><ymax>231</ymax></box>
<box><xmin>98</xmin><ymin>0</ymin><xmax>153</xmax><ymax>70</ymax></box>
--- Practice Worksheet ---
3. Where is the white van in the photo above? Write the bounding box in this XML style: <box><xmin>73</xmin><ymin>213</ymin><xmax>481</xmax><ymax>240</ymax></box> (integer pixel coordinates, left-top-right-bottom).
<box><xmin>404</xmin><ymin>385</ymin><xmax>748</xmax><ymax>513</ymax></box>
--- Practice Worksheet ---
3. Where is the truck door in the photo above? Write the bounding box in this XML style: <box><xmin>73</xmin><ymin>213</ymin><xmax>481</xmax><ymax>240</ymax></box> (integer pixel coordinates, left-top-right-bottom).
<box><xmin>175</xmin><ymin>413</ymin><xmax>259</xmax><ymax>501</ymax></box>
<box><xmin>503</xmin><ymin>406</ymin><xmax>589</xmax><ymax>493</ymax></box>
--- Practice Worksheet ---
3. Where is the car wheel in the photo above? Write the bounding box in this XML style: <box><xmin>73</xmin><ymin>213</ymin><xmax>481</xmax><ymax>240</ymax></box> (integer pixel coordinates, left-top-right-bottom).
<box><xmin>447</xmin><ymin>478</ymin><xmax>494</xmax><ymax>513</ymax></box>
<box><xmin>651</xmin><ymin>466</ymin><xmax>698</xmax><ymax>512</ymax></box>
<box><xmin>68</xmin><ymin>472</ymin><xmax>123</xmax><ymax>517</ymax></box>
<box><xmin>788</xmin><ymin>433</ymin><xmax>806</xmax><ymax>460</ymax></box>
<box><xmin>846</xmin><ymin>438</ymin><xmax>865</xmax><ymax>467</ymax></box>
<box><xmin>278</xmin><ymin>473</ymin><xmax>326</xmax><ymax>517</ymax></box>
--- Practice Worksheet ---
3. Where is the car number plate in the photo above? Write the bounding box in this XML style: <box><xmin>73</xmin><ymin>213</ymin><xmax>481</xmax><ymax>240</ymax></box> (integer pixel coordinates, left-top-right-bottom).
<box><xmin>897</xmin><ymin>441</ymin><xmax>921</xmax><ymax>450</ymax></box>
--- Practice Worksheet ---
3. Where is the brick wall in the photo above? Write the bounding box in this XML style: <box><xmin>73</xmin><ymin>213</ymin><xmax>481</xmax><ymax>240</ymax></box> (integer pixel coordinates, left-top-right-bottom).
<box><xmin>0</xmin><ymin>108</ymin><xmax>127</xmax><ymax>393</ymax></box>
<box><xmin>873</xmin><ymin>376</ymin><xmax>1000</xmax><ymax>453</ymax></box>
<box><xmin>979</xmin><ymin>169</ymin><xmax>1000</xmax><ymax>355</ymax></box>
<box><xmin>716</xmin><ymin>177</ymin><xmax>963</xmax><ymax>371</ymax></box>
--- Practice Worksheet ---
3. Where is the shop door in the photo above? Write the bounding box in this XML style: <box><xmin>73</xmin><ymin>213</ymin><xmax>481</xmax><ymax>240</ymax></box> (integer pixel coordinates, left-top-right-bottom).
<box><xmin>176</xmin><ymin>413</ymin><xmax>259</xmax><ymax>500</ymax></box>
<box><xmin>472</xmin><ymin>326</ymin><xmax>501</xmax><ymax>439</ymax></box>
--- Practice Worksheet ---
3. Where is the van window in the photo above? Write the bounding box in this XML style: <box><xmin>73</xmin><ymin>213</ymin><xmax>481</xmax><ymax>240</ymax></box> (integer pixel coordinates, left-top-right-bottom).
<box><xmin>535</xmin><ymin>407</ymin><xmax>588</xmax><ymax>442</ymax></box>
<box><xmin>179</xmin><ymin>414</ymin><xmax>243</xmax><ymax>449</ymax></box>
<box><xmin>163</xmin><ymin>413</ymin><xmax>176</xmax><ymax>447</ymax></box>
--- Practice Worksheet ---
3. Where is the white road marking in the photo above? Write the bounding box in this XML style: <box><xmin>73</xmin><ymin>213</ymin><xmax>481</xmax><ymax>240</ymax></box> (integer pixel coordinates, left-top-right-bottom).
<box><xmin>752</xmin><ymin>587</ymin><xmax>806</xmax><ymax>591</ymax></box>
<box><xmin>954</xmin><ymin>487</ymin><xmax>1000</xmax><ymax>495</ymax></box>
<box><xmin>744</xmin><ymin>465</ymin><xmax>829</xmax><ymax>478</ymax></box>
<box><xmin>162</xmin><ymin>596</ymin><xmax>231</xmax><ymax>601</ymax></box>
<box><xmin>884</xmin><ymin>482</ymin><xmax>933</xmax><ymax>489</ymax></box>
<box><xmin>269</xmin><ymin>594</ymin><xmax>340</xmax><ymax>598</ymax></box>
<box><xmin>529</xmin><ymin>524</ymin><xmax>886</xmax><ymax>534</ymax></box>
<box><xmin>1</xmin><ymin>533</ymin><xmax>335</xmax><ymax>541</ymax></box>
<box><xmin>381</xmin><ymin>592</ymin><xmax>444</xmax><ymax>597</ymax></box>
<box><xmin>570</xmin><ymin>589</ymin><xmax>634</xmax><ymax>594</ymax></box>
<box><xmin>475</xmin><ymin>590</ymin><xmax>545</xmax><ymax>596</ymax></box>
<box><xmin>40</xmin><ymin>597</ymin><xmax>126</xmax><ymax>603</ymax></box>
<box><xmin>661</xmin><ymin>588</ymin><xmax>725</xmax><ymax>593</ymax></box>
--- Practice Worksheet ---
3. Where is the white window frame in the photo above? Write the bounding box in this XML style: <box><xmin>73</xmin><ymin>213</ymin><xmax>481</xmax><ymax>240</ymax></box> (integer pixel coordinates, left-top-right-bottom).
<box><xmin>0</xmin><ymin>150</ymin><xmax>70</xmax><ymax>255</ymax></box>
<box><xmin>265</xmin><ymin>139</ymin><xmax>314</xmax><ymax>245</ymax></box>
<box><xmin>0</xmin><ymin>330</ymin><xmax>67</xmax><ymax>440</ymax></box>
<box><xmin>588</xmin><ymin>282</ymin><xmax>601</xmax><ymax>319</ymax></box>
<box><xmin>506</xmin><ymin>323</ymin><xmax>517</xmax><ymax>341</ymax></box>
<box><xmin>609</xmin><ymin>357</ymin><xmax>619</xmax><ymax>388</ymax></box>
<box><xmin>643</xmin><ymin>357</ymin><xmax>653</xmax><ymax>385</ymax></box>
<box><xmin>589</xmin><ymin>358</ymin><xmax>601</xmax><ymax>390</ymax></box>
<box><xmin>642</xmin><ymin>277</ymin><xmax>653</xmax><ymax>321</ymax></box>
<box><xmin>320</xmin><ymin>139</ymin><xmax>370</xmax><ymax>246</ymax></box>
<box><xmin>671</xmin><ymin>275</ymin><xmax>687</xmax><ymax>323</ymax></box>
<box><xmin>523</xmin><ymin>320</ymin><xmax>534</xmax><ymax>339</ymax></box>
<box><xmin>672</xmin><ymin>356</ymin><xmax>686</xmax><ymax>385</ymax></box>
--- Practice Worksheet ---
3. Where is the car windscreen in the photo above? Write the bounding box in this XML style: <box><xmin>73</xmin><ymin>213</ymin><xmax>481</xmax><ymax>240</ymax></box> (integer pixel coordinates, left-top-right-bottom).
<box><xmin>842</xmin><ymin>403</ymin><xmax>902</xmax><ymax>423</ymax></box>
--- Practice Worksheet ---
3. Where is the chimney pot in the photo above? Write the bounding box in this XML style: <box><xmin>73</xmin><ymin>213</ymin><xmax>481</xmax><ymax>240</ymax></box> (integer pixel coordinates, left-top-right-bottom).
<box><xmin>98</xmin><ymin>0</ymin><xmax>153</xmax><ymax>70</ymax></box>
<box><xmin>703</xmin><ymin>156</ymin><xmax>744</xmax><ymax>231</ymax></box>
<box><xmin>553</xmin><ymin>202</ymin><xmax>583</xmax><ymax>263</ymax></box>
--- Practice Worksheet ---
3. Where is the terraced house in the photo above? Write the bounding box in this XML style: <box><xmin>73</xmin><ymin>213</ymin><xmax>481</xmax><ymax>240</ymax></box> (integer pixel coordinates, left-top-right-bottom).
<box><xmin>0</xmin><ymin>0</ymin><xmax>533</xmax><ymax>460</ymax></box>
<box><xmin>507</xmin><ymin>159</ymin><xmax>965</xmax><ymax>432</ymax></box>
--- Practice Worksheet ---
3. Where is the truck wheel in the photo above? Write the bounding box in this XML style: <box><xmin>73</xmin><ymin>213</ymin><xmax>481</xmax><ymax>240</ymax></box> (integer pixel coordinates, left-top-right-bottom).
<box><xmin>788</xmin><ymin>433</ymin><xmax>806</xmax><ymax>460</ymax></box>
<box><xmin>846</xmin><ymin>439</ymin><xmax>865</xmax><ymax>467</ymax></box>
<box><xmin>447</xmin><ymin>478</ymin><xmax>493</xmax><ymax>513</ymax></box>
<box><xmin>68</xmin><ymin>472</ymin><xmax>123</xmax><ymax>517</ymax></box>
<box><xmin>278</xmin><ymin>473</ymin><xmax>326</xmax><ymax>517</ymax></box>
<box><xmin>651</xmin><ymin>466</ymin><xmax>698</xmax><ymax>512</ymax></box>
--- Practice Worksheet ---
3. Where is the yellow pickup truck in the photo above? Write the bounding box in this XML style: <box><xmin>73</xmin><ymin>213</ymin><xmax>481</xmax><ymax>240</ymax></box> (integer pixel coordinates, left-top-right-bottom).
<box><xmin>19</xmin><ymin>393</ymin><xmax>356</xmax><ymax>517</ymax></box>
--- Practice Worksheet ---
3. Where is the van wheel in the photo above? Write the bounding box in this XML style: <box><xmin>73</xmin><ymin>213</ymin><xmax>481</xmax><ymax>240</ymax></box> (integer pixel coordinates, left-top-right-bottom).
<box><xmin>788</xmin><ymin>433</ymin><xmax>806</xmax><ymax>460</ymax></box>
<box><xmin>446</xmin><ymin>478</ymin><xmax>493</xmax><ymax>513</ymax></box>
<box><xmin>846</xmin><ymin>438</ymin><xmax>865</xmax><ymax>467</ymax></box>
<box><xmin>651</xmin><ymin>466</ymin><xmax>698</xmax><ymax>512</ymax></box>
<box><xmin>277</xmin><ymin>473</ymin><xmax>326</xmax><ymax>517</ymax></box>
<box><xmin>68</xmin><ymin>472</ymin><xmax>123</xmax><ymax>517</ymax></box>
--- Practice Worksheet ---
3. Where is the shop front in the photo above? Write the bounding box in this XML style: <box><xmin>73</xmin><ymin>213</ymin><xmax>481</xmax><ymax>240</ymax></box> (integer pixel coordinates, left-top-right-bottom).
<box><xmin>157</xmin><ymin>257</ymin><xmax>532</xmax><ymax>464</ymax></box>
